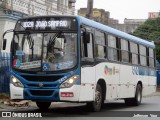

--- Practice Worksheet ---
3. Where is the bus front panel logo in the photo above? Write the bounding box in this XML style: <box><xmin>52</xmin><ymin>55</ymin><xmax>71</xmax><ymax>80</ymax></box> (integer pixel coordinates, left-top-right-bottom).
<box><xmin>104</xmin><ymin>65</ymin><xmax>119</xmax><ymax>75</ymax></box>
<box><xmin>39</xmin><ymin>83</ymin><xmax>44</xmax><ymax>88</ymax></box>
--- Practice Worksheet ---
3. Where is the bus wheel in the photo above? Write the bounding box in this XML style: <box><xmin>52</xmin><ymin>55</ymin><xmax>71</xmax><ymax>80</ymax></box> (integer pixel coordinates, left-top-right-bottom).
<box><xmin>134</xmin><ymin>84</ymin><xmax>142</xmax><ymax>105</ymax></box>
<box><xmin>87</xmin><ymin>84</ymin><xmax>102</xmax><ymax>112</ymax></box>
<box><xmin>125</xmin><ymin>84</ymin><xmax>142</xmax><ymax>106</ymax></box>
<box><xmin>36</xmin><ymin>101</ymin><xmax>51</xmax><ymax>110</ymax></box>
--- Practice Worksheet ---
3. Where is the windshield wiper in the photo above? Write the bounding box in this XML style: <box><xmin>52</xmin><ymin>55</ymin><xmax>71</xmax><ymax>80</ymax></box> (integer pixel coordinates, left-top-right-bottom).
<box><xmin>47</xmin><ymin>31</ymin><xmax>62</xmax><ymax>49</ymax></box>
<box><xmin>17</xmin><ymin>22</ymin><xmax>27</xmax><ymax>31</ymax></box>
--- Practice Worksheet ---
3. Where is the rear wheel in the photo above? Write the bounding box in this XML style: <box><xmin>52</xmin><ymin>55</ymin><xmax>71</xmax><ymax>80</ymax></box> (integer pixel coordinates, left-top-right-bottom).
<box><xmin>36</xmin><ymin>101</ymin><xmax>51</xmax><ymax>110</ymax></box>
<box><xmin>125</xmin><ymin>84</ymin><xmax>142</xmax><ymax>106</ymax></box>
<box><xmin>87</xmin><ymin>84</ymin><xmax>102</xmax><ymax>112</ymax></box>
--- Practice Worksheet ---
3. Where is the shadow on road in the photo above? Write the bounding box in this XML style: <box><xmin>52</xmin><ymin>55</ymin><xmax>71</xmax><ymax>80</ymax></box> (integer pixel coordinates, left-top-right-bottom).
<box><xmin>19</xmin><ymin>102</ymin><xmax>135</xmax><ymax>117</ymax></box>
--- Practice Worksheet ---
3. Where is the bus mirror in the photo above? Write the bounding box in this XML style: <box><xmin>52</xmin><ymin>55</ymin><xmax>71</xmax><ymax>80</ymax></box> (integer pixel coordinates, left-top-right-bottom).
<box><xmin>83</xmin><ymin>32</ymin><xmax>90</xmax><ymax>43</ymax></box>
<box><xmin>2</xmin><ymin>39</ymin><xmax>7</xmax><ymax>50</ymax></box>
<box><xmin>2</xmin><ymin>29</ymin><xmax>14</xmax><ymax>50</ymax></box>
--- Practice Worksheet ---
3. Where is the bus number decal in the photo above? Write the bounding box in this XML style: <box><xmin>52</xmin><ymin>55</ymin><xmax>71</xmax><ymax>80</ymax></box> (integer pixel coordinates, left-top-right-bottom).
<box><xmin>23</xmin><ymin>21</ymin><xmax>34</xmax><ymax>28</ymax></box>
<box><xmin>59</xmin><ymin>76</ymin><xmax>67</xmax><ymax>83</ymax></box>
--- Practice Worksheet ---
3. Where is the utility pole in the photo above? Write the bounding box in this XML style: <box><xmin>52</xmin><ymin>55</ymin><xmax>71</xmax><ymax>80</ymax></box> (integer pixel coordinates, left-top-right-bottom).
<box><xmin>86</xmin><ymin>0</ymin><xmax>93</xmax><ymax>19</ymax></box>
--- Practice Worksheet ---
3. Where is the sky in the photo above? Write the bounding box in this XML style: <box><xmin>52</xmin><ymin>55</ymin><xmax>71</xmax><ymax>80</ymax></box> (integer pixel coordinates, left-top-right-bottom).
<box><xmin>75</xmin><ymin>0</ymin><xmax>160</xmax><ymax>23</ymax></box>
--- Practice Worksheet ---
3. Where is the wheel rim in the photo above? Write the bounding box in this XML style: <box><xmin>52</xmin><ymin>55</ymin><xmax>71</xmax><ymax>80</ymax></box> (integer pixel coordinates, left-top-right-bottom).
<box><xmin>95</xmin><ymin>90</ymin><xmax>102</xmax><ymax>106</ymax></box>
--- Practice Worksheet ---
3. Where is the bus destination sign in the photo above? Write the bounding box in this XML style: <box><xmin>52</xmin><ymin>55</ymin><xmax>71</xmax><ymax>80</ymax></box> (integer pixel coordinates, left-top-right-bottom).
<box><xmin>23</xmin><ymin>20</ymin><xmax>68</xmax><ymax>28</ymax></box>
<box><xmin>15</xmin><ymin>17</ymin><xmax>77</xmax><ymax>31</ymax></box>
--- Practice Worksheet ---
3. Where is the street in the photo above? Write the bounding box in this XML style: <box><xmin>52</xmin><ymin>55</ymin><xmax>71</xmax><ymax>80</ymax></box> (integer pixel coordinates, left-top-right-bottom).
<box><xmin>0</xmin><ymin>93</ymin><xmax>160</xmax><ymax>119</ymax></box>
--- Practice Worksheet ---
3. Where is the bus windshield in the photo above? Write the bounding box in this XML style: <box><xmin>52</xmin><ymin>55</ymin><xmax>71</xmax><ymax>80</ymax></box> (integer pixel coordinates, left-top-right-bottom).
<box><xmin>12</xmin><ymin>32</ymin><xmax>77</xmax><ymax>72</ymax></box>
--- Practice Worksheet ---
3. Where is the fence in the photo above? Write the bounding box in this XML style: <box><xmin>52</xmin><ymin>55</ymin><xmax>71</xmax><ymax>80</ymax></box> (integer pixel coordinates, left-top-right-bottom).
<box><xmin>0</xmin><ymin>52</ymin><xmax>10</xmax><ymax>94</ymax></box>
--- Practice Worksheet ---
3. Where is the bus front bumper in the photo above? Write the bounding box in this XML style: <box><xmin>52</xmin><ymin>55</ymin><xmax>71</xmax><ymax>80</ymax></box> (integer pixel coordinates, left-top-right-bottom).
<box><xmin>10</xmin><ymin>84</ymin><xmax>81</xmax><ymax>102</ymax></box>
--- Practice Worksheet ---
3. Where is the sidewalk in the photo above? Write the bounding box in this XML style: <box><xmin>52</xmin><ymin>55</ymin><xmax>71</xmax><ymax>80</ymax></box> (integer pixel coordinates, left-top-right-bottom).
<box><xmin>0</xmin><ymin>100</ymin><xmax>30</xmax><ymax>111</ymax></box>
<box><xmin>0</xmin><ymin>100</ymin><xmax>83</xmax><ymax>111</ymax></box>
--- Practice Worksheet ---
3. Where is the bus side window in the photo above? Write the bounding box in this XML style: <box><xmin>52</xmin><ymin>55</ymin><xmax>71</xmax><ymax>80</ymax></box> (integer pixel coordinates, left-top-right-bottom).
<box><xmin>81</xmin><ymin>31</ymin><xmax>93</xmax><ymax>59</ymax></box>
<box><xmin>107</xmin><ymin>35</ymin><xmax>119</xmax><ymax>61</ymax></box>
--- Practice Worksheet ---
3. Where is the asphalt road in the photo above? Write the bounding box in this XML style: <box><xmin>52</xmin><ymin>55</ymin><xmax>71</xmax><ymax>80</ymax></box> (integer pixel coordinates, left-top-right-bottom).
<box><xmin>0</xmin><ymin>94</ymin><xmax>160</xmax><ymax>119</ymax></box>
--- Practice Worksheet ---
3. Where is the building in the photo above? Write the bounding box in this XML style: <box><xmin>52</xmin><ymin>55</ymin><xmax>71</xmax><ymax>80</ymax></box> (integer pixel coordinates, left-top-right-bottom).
<box><xmin>110</xmin><ymin>11</ymin><xmax>160</xmax><ymax>33</ymax></box>
<box><xmin>0</xmin><ymin>0</ymin><xmax>76</xmax><ymax>49</ymax></box>
<box><xmin>1</xmin><ymin>0</ymin><xmax>76</xmax><ymax>16</ymax></box>
<box><xmin>109</xmin><ymin>18</ymin><xmax>146</xmax><ymax>33</ymax></box>
<box><xmin>78</xmin><ymin>7</ymin><xmax>145</xmax><ymax>33</ymax></box>
<box><xmin>111</xmin><ymin>11</ymin><xmax>160</xmax><ymax>33</ymax></box>
<box><xmin>124</xmin><ymin>18</ymin><xmax>146</xmax><ymax>25</ymax></box>
<box><xmin>108</xmin><ymin>18</ymin><xmax>119</xmax><ymax>25</ymax></box>
<box><xmin>148</xmin><ymin>12</ymin><xmax>160</xmax><ymax>19</ymax></box>
<box><xmin>78</xmin><ymin>8</ymin><xmax>110</xmax><ymax>25</ymax></box>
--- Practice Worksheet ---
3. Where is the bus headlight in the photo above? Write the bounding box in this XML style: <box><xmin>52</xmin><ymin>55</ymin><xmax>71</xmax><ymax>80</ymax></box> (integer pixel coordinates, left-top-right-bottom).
<box><xmin>11</xmin><ymin>76</ymin><xmax>24</xmax><ymax>88</ymax></box>
<box><xmin>60</xmin><ymin>75</ymin><xmax>79</xmax><ymax>88</ymax></box>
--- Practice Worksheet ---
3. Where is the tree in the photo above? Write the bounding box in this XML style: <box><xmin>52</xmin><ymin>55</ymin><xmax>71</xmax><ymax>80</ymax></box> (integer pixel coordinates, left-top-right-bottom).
<box><xmin>131</xmin><ymin>17</ymin><xmax>160</xmax><ymax>61</ymax></box>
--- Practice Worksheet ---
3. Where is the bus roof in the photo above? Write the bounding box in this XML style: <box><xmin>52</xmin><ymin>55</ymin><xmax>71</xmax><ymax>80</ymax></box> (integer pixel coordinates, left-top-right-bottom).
<box><xmin>77</xmin><ymin>16</ymin><xmax>155</xmax><ymax>49</ymax></box>
<box><xmin>16</xmin><ymin>15</ymin><xmax>155</xmax><ymax>48</ymax></box>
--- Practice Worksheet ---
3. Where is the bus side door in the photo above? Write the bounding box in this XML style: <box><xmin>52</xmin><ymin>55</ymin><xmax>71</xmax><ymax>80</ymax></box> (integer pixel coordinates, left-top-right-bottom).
<box><xmin>79</xmin><ymin>29</ymin><xmax>95</xmax><ymax>101</ymax></box>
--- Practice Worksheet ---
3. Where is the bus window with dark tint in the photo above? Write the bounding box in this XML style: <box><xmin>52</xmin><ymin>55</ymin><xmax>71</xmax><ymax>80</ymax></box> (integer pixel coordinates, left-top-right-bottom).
<box><xmin>108</xmin><ymin>35</ymin><xmax>119</xmax><ymax>61</ymax></box>
<box><xmin>82</xmin><ymin>32</ymin><xmax>93</xmax><ymax>59</ymax></box>
<box><xmin>149</xmin><ymin>48</ymin><xmax>155</xmax><ymax>67</ymax></box>
<box><xmin>139</xmin><ymin>45</ymin><xmax>147</xmax><ymax>66</ymax></box>
<box><xmin>95</xmin><ymin>30</ymin><xmax>106</xmax><ymax>59</ymax></box>
<box><xmin>121</xmin><ymin>39</ymin><xmax>129</xmax><ymax>63</ymax></box>
<box><xmin>130</xmin><ymin>42</ymin><xmax>138</xmax><ymax>65</ymax></box>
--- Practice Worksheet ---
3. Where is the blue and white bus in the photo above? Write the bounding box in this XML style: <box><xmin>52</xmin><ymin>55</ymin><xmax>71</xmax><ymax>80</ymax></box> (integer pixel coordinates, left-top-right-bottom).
<box><xmin>1</xmin><ymin>15</ymin><xmax>156</xmax><ymax>111</ymax></box>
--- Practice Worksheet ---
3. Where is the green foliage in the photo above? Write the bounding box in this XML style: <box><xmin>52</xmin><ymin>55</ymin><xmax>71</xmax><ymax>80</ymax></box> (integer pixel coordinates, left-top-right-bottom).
<box><xmin>131</xmin><ymin>17</ymin><xmax>160</xmax><ymax>61</ymax></box>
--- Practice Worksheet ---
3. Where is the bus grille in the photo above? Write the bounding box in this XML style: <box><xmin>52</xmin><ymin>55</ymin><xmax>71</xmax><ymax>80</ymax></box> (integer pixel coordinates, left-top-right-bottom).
<box><xmin>21</xmin><ymin>75</ymin><xmax>63</xmax><ymax>82</ymax></box>
<box><xmin>30</xmin><ymin>90</ymin><xmax>53</xmax><ymax>96</ymax></box>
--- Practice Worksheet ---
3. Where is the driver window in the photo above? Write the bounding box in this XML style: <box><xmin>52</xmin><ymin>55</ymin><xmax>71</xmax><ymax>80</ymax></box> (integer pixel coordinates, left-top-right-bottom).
<box><xmin>81</xmin><ymin>31</ymin><xmax>93</xmax><ymax>58</ymax></box>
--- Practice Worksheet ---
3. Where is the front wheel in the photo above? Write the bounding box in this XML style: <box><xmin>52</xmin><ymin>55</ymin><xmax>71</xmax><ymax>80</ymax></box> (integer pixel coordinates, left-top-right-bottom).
<box><xmin>36</xmin><ymin>101</ymin><xmax>51</xmax><ymax>110</ymax></box>
<box><xmin>87</xmin><ymin>84</ymin><xmax>102</xmax><ymax>112</ymax></box>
